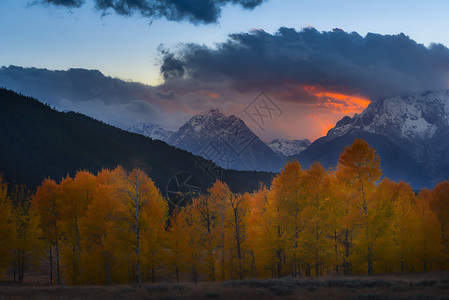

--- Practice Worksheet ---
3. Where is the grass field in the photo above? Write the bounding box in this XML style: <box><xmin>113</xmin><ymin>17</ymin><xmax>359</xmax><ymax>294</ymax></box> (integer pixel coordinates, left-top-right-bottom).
<box><xmin>1</xmin><ymin>272</ymin><xmax>449</xmax><ymax>299</ymax></box>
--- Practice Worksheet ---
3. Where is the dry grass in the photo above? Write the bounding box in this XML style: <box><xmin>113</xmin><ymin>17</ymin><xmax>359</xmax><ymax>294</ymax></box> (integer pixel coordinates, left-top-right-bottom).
<box><xmin>1</xmin><ymin>272</ymin><xmax>449</xmax><ymax>299</ymax></box>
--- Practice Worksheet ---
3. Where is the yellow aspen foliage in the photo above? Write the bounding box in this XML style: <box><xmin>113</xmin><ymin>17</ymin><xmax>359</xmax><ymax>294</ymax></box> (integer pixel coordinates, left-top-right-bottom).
<box><xmin>79</xmin><ymin>168</ymin><xmax>124</xmax><ymax>284</ymax></box>
<box><xmin>33</xmin><ymin>178</ymin><xmax>62</xmax><ymax>285</ymax></box>
<box><xmin>2</xmin><ymin>139</ymin><xmax>448</xmax><ymax>284</ymax></box>
<box><xmin>246</xmin><ymin>185</ymin><xmax>272</xmax><ymax>278</ymax></box>
<box><xmin>427</xmin><ymin>181</ymin><xmax>449</xmax><ymax>262</ymax></box>
<box><xmin>336</xmin><ymin>139</ymin><xmax>382</xmax><ymax>274</ymax></box>
<box><xmin>208</xmin><ymin>180</ymin><xmax>231</xmax><ymax>280</ymax></box>
<box><xmin>180</xmin><ymin>205</ymin><xmax>202</xmax><ymax>283</ymax></box>
<box><xmin>166</xmin><ymin>208</ymin><xmax>191</xmax><ymax>283</ymax></box>
<box><xmin>415</xmin><ymin>190</ymin><xmax>444</xmax><ymax>270</ymax></box>
<box><xmin>10</xmin><ymin>185</ymin><xmax>44</xmax><ymax>283</ymax></box>
<box><xmin>114</xmin><ymin>167</ymin><xmax>166</xmax><ymax>285</ymax></box>
<box><xmin>325</xmin><ymin>173</ymin><xmax>349</xmax><ymax>275</ymax></box>
<box><xmin>191</xmin><ymin>194</ymin><xmax>220</xmax><ymax>281</ymax></box>
<box><xmin>297</xmin><ymin>162</ymin><xmax>332</xmax><ymax>276</ymax></box>
<box><xmin>0</xmin><ymin>176</ymin><xmax>15</xmax><ymax>276</ymax></box>
<box><xmin>269</xmin><ymin>160</ymin><xmax>304</xmax><ymax>277</ymax></box>
<box><xmin>141</xmin><ymin>175</ymin><xmax>168</xmax><ymax>283</ymax></box>
<box><xmin>384</xmin><ymin>180</ymin><xmax>417</xmax><ymax>273</ymax></box>
<box><xmin>59</xmin><ymin>171</ymin><xmax>96</xmax><ymax>284</ymax></box>
<box><xmin>225</xmin><ymin>191</ymin><xmax>250</xmax><ymax>279</ymax></box>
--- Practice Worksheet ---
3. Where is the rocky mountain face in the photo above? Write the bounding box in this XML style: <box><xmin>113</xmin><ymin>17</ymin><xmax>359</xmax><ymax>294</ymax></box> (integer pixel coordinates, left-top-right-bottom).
<box><xmin>267</xmin><ymin>139</ymin><xmax>311</xmax><ymax>157</ymax></box>
<box><xmin>296</xmin><ymin>90</ymin><xmax>449</xmax><ymax>189</ymax></box>
<box><xmin>128</xmin><ymin>122</ymin><xmax>173</xmax><ymax>142</ymax></box>
<box><xmin>167</xmin><ymin>109</ymin><xmax>285</xmax><ymax>172</ymax></box>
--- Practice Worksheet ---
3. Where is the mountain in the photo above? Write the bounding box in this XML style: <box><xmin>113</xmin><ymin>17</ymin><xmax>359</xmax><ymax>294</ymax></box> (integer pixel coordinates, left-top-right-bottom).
<box><xmin>128</xmin><ymin>122</ymin><xmax>173</xmax><ymax>142</ymax></box>
<box><xmin>296</xmin><ymin>90</ymin><xmax>449</xmax><ymax>189</ymax></box>
<box><xmin>0</xmin><ymin>88</ymin><xmax>274</xmax><ymax>194</ymax></box>
<box><xmin>267</xmin><ymin>139</ymin><xmax>311</xmax><ymax>157</ymax></box>
<box><xmin>167</xmin><ymin>109</ymin><xmax>285</xmax><ymax>172</ymax></box>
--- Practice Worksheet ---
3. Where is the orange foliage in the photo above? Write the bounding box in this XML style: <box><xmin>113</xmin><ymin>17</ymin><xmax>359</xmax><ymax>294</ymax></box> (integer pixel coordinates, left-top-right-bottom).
<box><xmin>1</xmin><ymin>139</ymin><xmax>448</xmax><ymax>284</ymax></box>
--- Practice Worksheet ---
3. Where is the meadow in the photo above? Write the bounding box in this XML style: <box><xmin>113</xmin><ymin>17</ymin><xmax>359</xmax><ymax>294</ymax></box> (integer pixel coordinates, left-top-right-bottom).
<box><xmin>1</xmin><ymin>272</ymin><xmax>449</xmax><ymax>300</ymax></box>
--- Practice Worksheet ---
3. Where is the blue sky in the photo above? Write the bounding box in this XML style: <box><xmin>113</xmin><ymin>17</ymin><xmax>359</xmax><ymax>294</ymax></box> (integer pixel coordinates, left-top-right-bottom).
<box><xmin>2</xmin><ymin>0</ymin><xmax>449</xmax><ymax>85</ymax></box>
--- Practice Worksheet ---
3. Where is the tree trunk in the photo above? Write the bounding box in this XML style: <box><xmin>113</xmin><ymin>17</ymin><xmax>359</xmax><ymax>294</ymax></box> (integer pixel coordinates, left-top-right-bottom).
<box><xmin>49</xmin><ymin>247</ymin><xmax>53</xmax><ymax>285</ymax></box>
<box><xmin>75</xmin><ymin>218</ymin><xmax>82</xmax><ymax>283</ymax></box>
<box><xmin>234</xmin><ymin>210</ymin><xmax>243</xmax><ymax>280</ymax></box>
<box><xmin>250</xmin><ymin>249</ymin><xmax>256</xmax><ymax>278</ymax></box>
<box><xmin>237</xmin><ymin>236</ymin><xmax>242</xmax><ymax>280</ymax></box>
<box><xmin>106</xmin><ymin>262</ymin><xmax>111</xmax><ymax>285</ymax></box>
<box><xmin>13</xmin><ymin>250</ymin><xmax>16</xmax><ymax>283</ymax></box>
<box><xmin>136</xmin><ymin>227</ymin><xmax>141</xmax><ymax>285</ymax></box>
<box><xmin>56</xmin><ymin>238</ymin><xmax>61</xmax><ymax>285</ymax></box>
<box><xmin>367</xmin><ymin>245</ymin><xmax>373</xmax><ymax>274</ymax></box>
<box><xmin>221</xmin><ymin>207</ymin><xmax>226</xmax><ymax>280</ymax></box>
<box><xmin>192</xmin><ymin>266</ymin><xmax>198</xmax><ymax>284</ymax></box>
<box><xmin>276</xmin><ymin>249</ymin><xmax>282</xmax><ymax>278</ymax></box>
<box><xmin>21</xmin><ymin>250</ymin><xmax>25</xmax><ymax>283</ymax></box>
<box><xmin>343</xmin><ymin>229</ymin><xmax>351</xmax><ymax>275</ymax></box>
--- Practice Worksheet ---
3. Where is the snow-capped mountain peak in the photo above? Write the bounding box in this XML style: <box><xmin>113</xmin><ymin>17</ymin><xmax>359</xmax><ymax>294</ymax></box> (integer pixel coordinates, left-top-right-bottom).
<box><xmin>166</xmin><ymin>108</ymin><xmax>284</xmax><ymax>172</ymax></box>
<box><xmin>298</xmin><ymin>89</ymin><xmax>449</xmax><ymax>188</ymax></box>
<box><xmin>128</xmin><ymin>122</ymin><xmax>173</xmax><ymax>142</ymax></box>
<box><xmin>267</xmin><ymin>138</ymin><xmax>311</xmax><ymax>157</ymax></box>
<box><xmin>172</xmin><ymin>108</ymin><xmax>241</xmax><ymax>139</ymax></box>
<box><xmin>328</xmin><ymin>90</ymin><xmax>449</xmax><ymax>141</ymax></box>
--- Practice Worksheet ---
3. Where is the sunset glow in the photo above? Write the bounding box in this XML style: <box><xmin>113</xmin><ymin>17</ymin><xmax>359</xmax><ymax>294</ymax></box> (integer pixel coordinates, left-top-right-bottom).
<box><xmin>3</xmin><ymin>0</ymin><xmax>449</xmax><ymax>291</ymax></box>
<box><xmin>303</xmin><ymin>85</ymin><xmax>371</xmax><ymax>114</ymax></box>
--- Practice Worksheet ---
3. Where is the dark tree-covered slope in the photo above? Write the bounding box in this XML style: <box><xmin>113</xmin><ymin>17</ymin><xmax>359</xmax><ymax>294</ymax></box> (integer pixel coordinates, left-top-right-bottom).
<box><xmin>0</xmin><ymin>88</ymin><xmax>273</xmax><ymax>192</ymax></box>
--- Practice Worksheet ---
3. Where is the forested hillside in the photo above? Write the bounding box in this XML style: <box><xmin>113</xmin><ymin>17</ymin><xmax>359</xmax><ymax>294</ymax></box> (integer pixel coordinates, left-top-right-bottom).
<box><xmin>0</xmin><ymin>88</ymin><xmax>273</xmax><ymax>192</ymax></box>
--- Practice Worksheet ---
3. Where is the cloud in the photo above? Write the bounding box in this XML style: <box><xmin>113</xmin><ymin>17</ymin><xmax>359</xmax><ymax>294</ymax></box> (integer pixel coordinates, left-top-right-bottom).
<box><xmin>40</xmin><ymin>0</ymin><xmax>84</xmax><ymax>7</ymax></box>
<box><xmin>160</xmin><ymin>27</ymin><xmax>449</xmax><ymax>99</ymax></box>
<box><xmin>38</xmin><ymin>0</ymin><xmax>265</xmax><ymax>24</ymax></box>
<box><xmin>0</xmin><ymin>65</ymin><xmax>166</xmax><ymax>129</ymax></box>
<box><xmin>0</xmin><ymin>65</ymin><xmax>370</xmax><ymax>142</ymax></box>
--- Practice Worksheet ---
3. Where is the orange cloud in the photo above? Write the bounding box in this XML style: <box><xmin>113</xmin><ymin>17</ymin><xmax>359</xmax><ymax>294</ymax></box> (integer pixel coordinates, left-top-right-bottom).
<box><xmin>196</xmin><ymin>90</ymin><xmax>220</xmax><ymax>99</ymax></box>
<box><xmin>208</xmin><ymin>93</ymin><xmax>219</xmax><ymax>99</ymax></box>
<box><xmin>303</xmin><ymin>85</ymin><xmax>370</xmax><ymax>114</ymax></box>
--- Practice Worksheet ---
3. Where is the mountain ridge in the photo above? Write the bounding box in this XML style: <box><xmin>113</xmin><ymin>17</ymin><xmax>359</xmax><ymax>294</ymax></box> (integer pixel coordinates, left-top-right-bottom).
<box><xmin>134</xmin><ymin>108</ymin><xmax>287</xmax><ymax>172</ymax></box>
<box><xmin>128</xmin><ymin>109</ymin><xmax>313</xmax><ymax>171</ymax></box>
<box><xmin>296</xmin><ymin>90</ymin><xmax>449</xmax><ymax>189</ymax></box>
<box><xmin>128</xmin><ymin>122</ymin><xmax>174</xmax><ymax>142</ymax></box>
<box><xmin>0</xmin><ymin>88</ymin><xmax>274</xmax><ymax>193</ymax></box>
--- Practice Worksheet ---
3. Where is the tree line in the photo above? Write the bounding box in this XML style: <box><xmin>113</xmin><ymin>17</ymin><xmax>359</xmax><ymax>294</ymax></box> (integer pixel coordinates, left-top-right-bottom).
<box><xmin>0</xmin><ymin>139</ymin><xmax>448</xmax><ymax>285</ymax></box>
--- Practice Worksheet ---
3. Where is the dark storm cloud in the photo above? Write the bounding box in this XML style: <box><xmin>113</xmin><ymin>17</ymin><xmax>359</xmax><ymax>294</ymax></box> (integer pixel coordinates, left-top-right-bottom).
<box><xmin>160</xmin><ymin>53</ymin><xmax>185</xmax><ymax>79</ymax></box>
<box><xmin>39</xmin><ymin>0</ymin><xmax>265</xmax><ymax>24</ymax></box>
<box><xmin>0</xmin><ymin>65</ymin><xmax>164</xmax><ymax>129</ymax></box>
<box><xmin>160</xmin><ymin>27</ymin><xmax>449</xmax><ymax>98</ymax></box>
<box><xmin>40</xmin><ymin>0</ymin><xmax>84</xmax><ymax>7</ymax></box>
<box><xmin>0</xmin><ymin>66</ymin><xmax>150</xmax><ymax>105</ymax></box>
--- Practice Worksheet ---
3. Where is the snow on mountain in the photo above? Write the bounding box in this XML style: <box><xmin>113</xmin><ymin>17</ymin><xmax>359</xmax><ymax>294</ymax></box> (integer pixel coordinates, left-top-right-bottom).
<box><xmin>327</xmin><ymin>90</ymin><xmax>449</xmax><ymax>166</ymax></box>
<box><xmin>128</xmin><ymin>122</ymin><xmax>173</xmax><ymax>142</ymax></box>
<box><xmin>168</xmin><ymin>108</ymin><xmax>285</xmax><ymax>172</ymax></box>
<box><xmin>327</xmin><ymin>90</ymin><xmax>449</xmax><ymax>142</ymax></box>
<box><xmin>168</xmin><ymin>109</ymin><xmax>233</xmax><ymax>142</ymax></box>
<box><xmin>297</xmin><ymin>90</ymin><xmax>449</xmax><ymax>188</ymax></box>
<box><xmin>267</xmin><ymin>139</ymin><xmax>311</xmax><ymax>157</ymax></box>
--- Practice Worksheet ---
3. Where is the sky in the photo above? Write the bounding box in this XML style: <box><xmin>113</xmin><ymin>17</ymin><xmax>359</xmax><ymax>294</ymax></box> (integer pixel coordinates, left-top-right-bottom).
<box><xmin>2</xmin><ymin>0</ymin><xmax>449</xmax><ymax>142</ymax></box>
